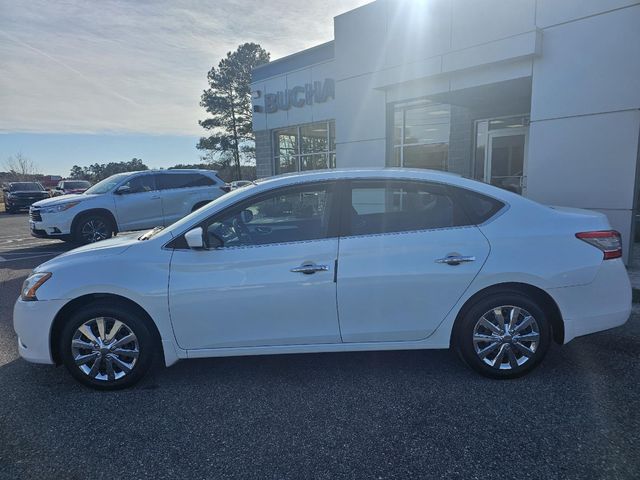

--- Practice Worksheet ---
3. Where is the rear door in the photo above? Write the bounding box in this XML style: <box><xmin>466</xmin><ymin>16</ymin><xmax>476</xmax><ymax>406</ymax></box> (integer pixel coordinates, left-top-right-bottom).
<box><xmin>158</xmin><ymin>172</ymin><xmax>217</xmax><ymax>225</ymax></box>
<box><xmin>336</xmin><ymin>179</ymin><xmax>491</xmax><ymax>343</ymax></box>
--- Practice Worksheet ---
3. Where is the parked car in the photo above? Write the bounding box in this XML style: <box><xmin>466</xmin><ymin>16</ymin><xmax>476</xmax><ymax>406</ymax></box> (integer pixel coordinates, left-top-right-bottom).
<box><xmin>2</xmin><ymin>182</ymin><xmax>50</xmax><ymax>213</ymax></box>
<box><xmin>14</xmin><ymin>169</ymin><xmax>630</xmax><ymax>389</ymax></box>
<box><xmin>28</xmin><ymin>169</ymin><xmax>227</xmax><ymax>244</ymax></box>
<box><xmin>51</xmin><ymin>180</ymin><xmax>92</xmax><ymax>197</ymax></box>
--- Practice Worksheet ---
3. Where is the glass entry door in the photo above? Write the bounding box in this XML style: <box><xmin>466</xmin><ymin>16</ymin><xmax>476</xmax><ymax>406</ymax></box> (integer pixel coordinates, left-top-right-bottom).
<box><xmin>485</xmin><ymin>128</ymin><xmax>527</xmax><ymax>195</ymax></box>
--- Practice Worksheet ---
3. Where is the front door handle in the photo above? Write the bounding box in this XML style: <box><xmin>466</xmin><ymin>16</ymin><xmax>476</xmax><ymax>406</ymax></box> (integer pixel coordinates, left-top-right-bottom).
<box><xmin>435</xmin><ymin>255</ymin><xmax>476</xmax><ymax>266</ymax></box>
<box><xmin>290</xmin><ymin>263</ymin><xmax>329</xmax><ymax>274</ymax></box>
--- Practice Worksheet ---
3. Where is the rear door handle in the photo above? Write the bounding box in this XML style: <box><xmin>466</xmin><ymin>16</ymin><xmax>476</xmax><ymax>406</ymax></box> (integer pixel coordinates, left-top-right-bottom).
<box><xmin>290</xmin><ymin>263</ymin><xmax>329</xmax><ymax>274</ymax></box>
<box><xmin>435</xmin><ymin>255</ymin><xmax>476</xmax><ymax>266</ymax></box>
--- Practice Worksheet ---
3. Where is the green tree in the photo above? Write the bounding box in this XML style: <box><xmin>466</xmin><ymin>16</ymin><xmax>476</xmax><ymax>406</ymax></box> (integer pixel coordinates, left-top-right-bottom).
<box><xmin>198</xmin><ymin>43</ymin><xmax>270</xmax><ymax>181</ymax></box>
<box><xmin>68</xmin><ymin>158</ymin><xmax>148</xmax><ymax>182</ymax></box>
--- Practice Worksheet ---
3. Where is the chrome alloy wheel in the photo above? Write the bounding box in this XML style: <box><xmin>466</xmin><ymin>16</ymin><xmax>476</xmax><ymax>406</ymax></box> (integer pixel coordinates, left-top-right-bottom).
<box><xmin>472</xmin><ymin>306</ymin><xmax>540</xmax><ymax>370</ymax></box>
<box><xmin>71</xmin><ymin>317</ymin><xmax>139</xmax><ymax>382</ymax></box>
<box><xmin>80</xmin><ymin>219</ymin><xmax>109</xmax><ymax>243</ymax></box>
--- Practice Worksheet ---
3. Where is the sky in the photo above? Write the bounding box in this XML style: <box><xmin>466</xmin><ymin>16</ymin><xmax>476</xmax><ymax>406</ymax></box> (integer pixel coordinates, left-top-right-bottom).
<box><xmin>0</xmin><ymin>0</ymin><xmax>371</xmax><ymax>176</ymax></box>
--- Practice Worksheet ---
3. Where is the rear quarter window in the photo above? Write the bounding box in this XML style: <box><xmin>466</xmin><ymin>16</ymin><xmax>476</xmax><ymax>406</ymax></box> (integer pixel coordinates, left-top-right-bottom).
<box><xmin>451</xmin><ymin>186</ymin><xmax>505</xmax><ymax>224</ymax></box>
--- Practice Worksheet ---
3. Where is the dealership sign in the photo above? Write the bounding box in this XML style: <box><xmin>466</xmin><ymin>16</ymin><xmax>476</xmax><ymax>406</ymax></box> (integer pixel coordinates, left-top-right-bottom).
<box><xmin>254</xmin><ymin>78</ymin><xmax>335</xmax><ymax>114</ymax></box>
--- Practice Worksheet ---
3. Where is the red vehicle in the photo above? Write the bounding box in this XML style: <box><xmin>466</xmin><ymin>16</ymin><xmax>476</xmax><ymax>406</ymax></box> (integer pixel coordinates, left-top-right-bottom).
<box><xmin>51</xmin><ymin>179</ymin><xmax>92</xmax><ymax>196</ymax></box>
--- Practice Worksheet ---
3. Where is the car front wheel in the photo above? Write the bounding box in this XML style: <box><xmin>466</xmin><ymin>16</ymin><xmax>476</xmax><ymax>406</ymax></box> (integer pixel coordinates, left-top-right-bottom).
<box><xmin>59</xmin><ymin>302</ymin><xmax>155</xmax><ymax>390</ymax></box>
<box><xmin>455</xmin><ymin>292</ymin><xmax>551</xmax><ymax>379</ymax></box>
<box><xmin>72</xmin><ymin>214</ymin><xmax>114</xmax><ymax>244</ymax></box>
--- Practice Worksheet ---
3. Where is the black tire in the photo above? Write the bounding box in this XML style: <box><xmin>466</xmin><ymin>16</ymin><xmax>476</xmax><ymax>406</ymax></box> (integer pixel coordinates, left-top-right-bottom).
<box><xmin>59</xmin><ymin>302</ymin><xmax>156</xmax><ymax>390</ymax></box>
<box><xmin>72</xmin><ymin>213</ymin><xmax>114</xmax><ymax>244</ymax></box>
<box><xmin>5</xmin><ymin>206</ymin><xmax>15</xmax><ymax>214</ymax></box>
<box><xmin>454</xmin><ymin>291</ymin><xmax>551</xmax><ymax>379</ymax></box>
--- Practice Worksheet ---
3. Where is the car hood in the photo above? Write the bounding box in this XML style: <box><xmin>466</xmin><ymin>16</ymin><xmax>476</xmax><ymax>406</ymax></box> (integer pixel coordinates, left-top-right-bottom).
<box><xmin>34</xmin><ymin>233</ymin><xmax>141</xmax><ymax>272</ymax></box>
<box><xmin>32</xmin><ymin>193</ymin><xmax>96</xmax><ymax>207</ymax></box>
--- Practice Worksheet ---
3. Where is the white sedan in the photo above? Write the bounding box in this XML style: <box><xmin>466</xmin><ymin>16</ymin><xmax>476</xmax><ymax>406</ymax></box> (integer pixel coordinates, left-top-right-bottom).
<box><xmin>13</xmin><ymin>169</ymin><xmax>631</xmax><ymax>389</ymax></box>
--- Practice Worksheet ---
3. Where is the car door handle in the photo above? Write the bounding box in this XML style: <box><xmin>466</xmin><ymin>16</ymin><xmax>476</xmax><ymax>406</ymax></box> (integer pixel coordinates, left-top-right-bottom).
<box><xmin>435</xmin><ymin>255</ymin><xmax>476</xmax><ymax>266</ymax></box>
<box><xmin>290</xmin><ymin>263</ymin><xmax>329</xmax><ymax>274</ymax></box>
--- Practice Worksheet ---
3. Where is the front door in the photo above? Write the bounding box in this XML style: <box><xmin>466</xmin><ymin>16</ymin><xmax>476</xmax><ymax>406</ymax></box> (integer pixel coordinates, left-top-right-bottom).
<box><xmin>336</xmin><ymin>180</ymin><xmax>490</xmax><ymax>343</ymax></box>
<box><xmin>112</xmin><ymin>173</ymin><xmax>164</xmax><ymax>230</ymax></box>
<box><xmin>486</xmin><ymin>128</ymin><xmax>528</xmax><ymax>195</ymax></box>
<box><xmin>168</xmin><ymin>181</ymin><xmax>341</xmax><ymax>350</ymax></box>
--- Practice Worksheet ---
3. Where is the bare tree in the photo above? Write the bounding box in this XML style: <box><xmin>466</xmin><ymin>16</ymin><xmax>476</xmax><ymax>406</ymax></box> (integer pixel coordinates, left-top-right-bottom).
<box><xmin>5</xmin><ymin>152</ymin><xmax>39</xmax><ymax>181</ymax></box>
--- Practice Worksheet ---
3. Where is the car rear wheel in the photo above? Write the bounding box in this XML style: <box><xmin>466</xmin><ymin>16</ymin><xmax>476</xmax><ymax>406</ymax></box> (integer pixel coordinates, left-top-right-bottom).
<box><xmin>72</xmin><ymin>214</ymin><xmax>114</xmax><ymax>244</ymax></box>
<box><xmin>455</xmin><ymin>292</ymin><xmax>551</xmax><ymax>379</ymax></box>
<box><xmin>59</xmin><ymin>302</ymin><xmax>155</xmax><ymax>390</ymax></box>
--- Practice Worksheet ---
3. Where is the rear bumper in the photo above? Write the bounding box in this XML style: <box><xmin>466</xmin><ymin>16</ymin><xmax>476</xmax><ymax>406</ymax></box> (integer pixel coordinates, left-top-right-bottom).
<box><xmin>550</xmin><ymin>259</ymin><xmax>632</xmax><ymax>344</ymax></box>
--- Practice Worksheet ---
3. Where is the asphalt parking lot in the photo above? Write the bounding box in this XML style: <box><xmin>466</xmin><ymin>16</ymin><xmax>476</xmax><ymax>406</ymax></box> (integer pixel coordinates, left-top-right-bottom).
<box><xmin>0</xmin><ymin>211</ymin><xmax>639</xmax><ymax>479</ymax></box>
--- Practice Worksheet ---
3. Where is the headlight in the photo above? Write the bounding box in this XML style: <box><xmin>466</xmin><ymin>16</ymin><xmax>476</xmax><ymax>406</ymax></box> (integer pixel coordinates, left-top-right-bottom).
<box><xmin>21</xmin><ymin>272</ymin><xmax>52</xmax><ymax>301</ymax></box>
<box><xmin>40</xmin><ymin>201</ymin><xmax>80</xmax><ymax>214</ymax></box>
<box><xmin>7</xmin><ymin>193</ymin><xmax>15</xmax><ymax>198</ymax></box>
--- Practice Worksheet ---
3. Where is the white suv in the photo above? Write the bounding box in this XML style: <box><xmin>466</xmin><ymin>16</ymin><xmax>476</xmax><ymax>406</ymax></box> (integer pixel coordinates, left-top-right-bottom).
<box><xmin>29</xmin><ymin>169</ymin><xmax>227</xmax><ymax>244</ymax></box>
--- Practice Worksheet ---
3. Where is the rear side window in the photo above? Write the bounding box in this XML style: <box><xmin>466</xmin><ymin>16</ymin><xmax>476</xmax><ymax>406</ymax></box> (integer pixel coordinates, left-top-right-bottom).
<box><xmin>159</xmin><ymin>173</ymin><xmax>215</xmax><ymax>190</ymax></box>
<box><xmin>348</xmin><ymin>180</ymin><xmax>471</xmax><ymax>236</ymax></box>
<box><xmin>451</xmin><ymin>186</ymin><xmax>505</xmax><ymax>224</ymax></box>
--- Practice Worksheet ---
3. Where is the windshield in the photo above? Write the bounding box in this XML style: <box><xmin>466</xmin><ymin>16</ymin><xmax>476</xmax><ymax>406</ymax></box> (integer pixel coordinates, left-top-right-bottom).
<box><xmin>65</xmin><ymin>181</ymin><xmax>91</xmax><ymax>189</ymax></box>
<box><xmin>9</xmin><ymin>182</ymin><xmax>44</xmax><ymax>192</ymax></box>
<box><xmin>84</xmin><ymin>173</ymin><xmax>129</xmax><ymax>195</ymax></box>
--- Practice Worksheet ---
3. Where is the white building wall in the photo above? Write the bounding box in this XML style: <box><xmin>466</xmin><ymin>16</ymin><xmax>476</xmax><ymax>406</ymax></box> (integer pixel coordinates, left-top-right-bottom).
<box><xmin>527</xmin><ymin>3</ymin><xmax>640</xmax><ymax>262</ymax></box>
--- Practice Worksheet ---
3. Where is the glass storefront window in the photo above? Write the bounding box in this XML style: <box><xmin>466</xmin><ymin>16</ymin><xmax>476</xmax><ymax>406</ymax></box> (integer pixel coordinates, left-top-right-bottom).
<box><xmin>273</xmin><ymin>121</ymin><xmax>335</xmax><ymax>174</ymax></box>
<box><xmin>391</xmin><ymin>102</ymin><xmax>450</xmax><ymax>170</ymax></box>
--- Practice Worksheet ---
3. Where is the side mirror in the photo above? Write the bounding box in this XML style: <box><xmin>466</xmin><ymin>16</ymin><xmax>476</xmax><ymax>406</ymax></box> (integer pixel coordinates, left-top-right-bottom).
<box><xmin>185</xmin><ymin>227</ymin><xmax>204</xmax><ymax>249</ymax></box>
<box><xmin>2</xmin><ymin>188</ymin><xmax>8</xmax><ymax>193</ymax></box>
<box><xmin>115</xmin><ymin>185</ymin><xmax>131</xmax><ymax>195</ymax></box>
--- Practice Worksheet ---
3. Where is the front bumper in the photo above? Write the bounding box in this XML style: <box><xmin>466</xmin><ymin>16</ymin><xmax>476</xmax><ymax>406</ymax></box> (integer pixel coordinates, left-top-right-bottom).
<box><xmin>13</xmin><ymin>298</ymin><xmax>68</xmax><ymax>364</ymax></box>
<box><xmin>29</xmin><ymin>208</ymin><xmax>73</xmax><ymax>238</ymax></box>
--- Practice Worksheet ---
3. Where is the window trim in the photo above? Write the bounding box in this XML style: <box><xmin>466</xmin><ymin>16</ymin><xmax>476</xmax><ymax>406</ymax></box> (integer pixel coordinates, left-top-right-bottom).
<box><xmin>167</xmin><ymin>180</ymin><xmax>342</xmax><ymax>250</ymax></box>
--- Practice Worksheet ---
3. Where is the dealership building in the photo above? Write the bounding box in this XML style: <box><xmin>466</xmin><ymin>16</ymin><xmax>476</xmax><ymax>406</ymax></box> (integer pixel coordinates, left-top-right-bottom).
<box><xmin>251</xmin><ymin>0</ymin><xmax>640</xmax><ymax>262</ymax></box>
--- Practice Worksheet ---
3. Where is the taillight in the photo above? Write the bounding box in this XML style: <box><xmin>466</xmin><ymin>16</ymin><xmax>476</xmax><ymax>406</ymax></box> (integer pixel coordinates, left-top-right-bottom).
<box><xmin>575</xmin><ymin>230</ymin><xmax>622</xmax><ymax>260</ymax></box>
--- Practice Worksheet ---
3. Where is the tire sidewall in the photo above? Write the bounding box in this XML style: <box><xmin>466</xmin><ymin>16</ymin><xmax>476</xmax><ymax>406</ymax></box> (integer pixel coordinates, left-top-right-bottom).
<box><xmin>456</xmin><ymin>292</ymin><xmax>551</xmax><ymax>379</ymax></box>
<box><xmin>59</xmin><ymin>303</ymin><xmax>155</xmax><ymax>390</ymax></box>
<box><xmin>72</xmin><ymin>214</ymin><xmax>114</xmax><ymax>244</ymax></box>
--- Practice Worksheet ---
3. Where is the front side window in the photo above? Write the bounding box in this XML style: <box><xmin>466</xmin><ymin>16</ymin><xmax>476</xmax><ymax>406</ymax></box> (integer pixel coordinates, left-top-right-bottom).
<box><xmin>120</xmin><ymin>174</ymin><xmax>157</xmax><ymax>194</ymax></box>
<box><xmin>204</xmin><ymin>183</ymin><xmax>335</xmax><ymax>247</ymax></box>
<box><xmin>159</xmin><ymin>173</ymin><xmax>214</xmax><ymax>190</ymax></box>
<box><xmin>349</xmin><ymin>180</ymin><xmax>470</xmax><ymax>236</ymax></box>
<box><xmin>273</xmin><ymin>121</ymin><xmax>336</xmax><ymax>174</ymax></box>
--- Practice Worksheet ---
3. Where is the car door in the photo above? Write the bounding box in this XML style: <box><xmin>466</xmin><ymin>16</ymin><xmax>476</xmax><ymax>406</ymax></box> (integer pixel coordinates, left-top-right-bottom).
<box><xmin>168</xmin><ymin>181</ymin><xmax>342</xmax><ymax>350</ymax></box>
<box><xmin>336</xmin><ymin>179</ymin><xmax>491</xmax><ymax>343</ymax></box>
<box><xmin>112</xmin><ymin>173</ymin><xmax>164</xmax><ymax>231</ymax></box>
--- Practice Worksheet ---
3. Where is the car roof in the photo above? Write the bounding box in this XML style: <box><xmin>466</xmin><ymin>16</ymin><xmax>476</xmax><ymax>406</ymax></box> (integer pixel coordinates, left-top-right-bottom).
<box><xmin>253</xmin><ymin>168</ymin><xmax>519</xmax><ymax>202</ymax></box>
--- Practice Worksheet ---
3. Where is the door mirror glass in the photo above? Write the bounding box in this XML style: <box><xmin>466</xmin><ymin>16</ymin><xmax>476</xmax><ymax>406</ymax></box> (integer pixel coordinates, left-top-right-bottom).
<box><xmin>185</xmin><ymin>227</ymin><xmax>204</xmax><ymax>249</ymax></box>
<box><xmin>115</xmin><ymin>185</ymin><xmax>131</xmax><ymax>195</ymax></box>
